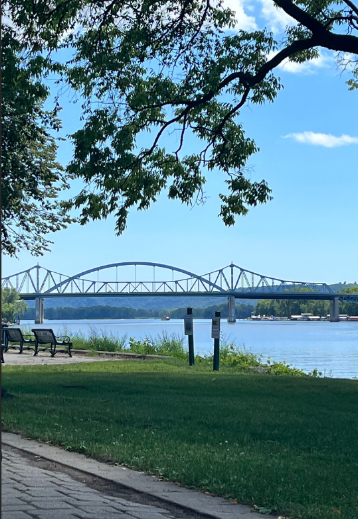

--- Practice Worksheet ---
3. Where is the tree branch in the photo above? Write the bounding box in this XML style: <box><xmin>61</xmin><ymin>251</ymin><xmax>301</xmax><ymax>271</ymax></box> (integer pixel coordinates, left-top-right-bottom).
<box><xmin>343</xmin><ymin>0</ymin><xmax>358</xmax><ymax>18</ymax></box>
<box><xmin>218</xmin><ymin>36</ymin><xmax>317</xmax><ymax>90</ymax></box>
<box><xmin>274</xmin><ymin>0</ymin><xmax>358</xmax><ymax>54</ymax></box>
<box><xmin>323</xmin><ymin>14</ymin><xmax>358</xmax><ymax>29</ymax></box>
<box><xmin>273</xmin><ymin>0</ymin><xmax>326</xmax><ymax>33</ymax></box>
<box><xmin>213</xmin><ymin>87</ymin><xmax>251</xmax><ymax>138</ymax></box>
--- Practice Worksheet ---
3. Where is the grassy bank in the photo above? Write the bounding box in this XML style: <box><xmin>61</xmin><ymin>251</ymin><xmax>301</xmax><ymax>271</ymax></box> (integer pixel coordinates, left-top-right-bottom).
<box><xmin>53</xmin><ymin>329</ymin><xmax>320</xmax><ymax>376</ymax></box>
<box><xmin>70</xmin><ymin>329</ymin><xmax>187</xmax><ymax>357</ymax></box>
<box><xmin>2</xmin><ymin>360</ymin><xmax>357</xmax><ymax>519</ymax></box>
<box><xmin>15</xmin><ymin>328</ymin><xmax>317</xmax><ymax>375</ymax></box>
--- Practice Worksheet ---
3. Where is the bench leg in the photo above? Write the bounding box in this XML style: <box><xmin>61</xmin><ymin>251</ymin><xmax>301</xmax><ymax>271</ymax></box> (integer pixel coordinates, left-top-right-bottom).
<box><xmin>19</xmin><ymin>341</ymin><xmax>24</xmax><ymax>355</ymax></box>
<box><xmin>68</xmin><ymin>345</ymin><xmax>72</xmax><ymax>358</ymax></box>
<box><xmin>33</xmin><ymin>341</ymin><xmax>38</xmax><ymax>356</ymax></box>
<box><xmin>51</xmin><ymin>343</ymin><xmax>56</xmax><ymax>357</ymax></box>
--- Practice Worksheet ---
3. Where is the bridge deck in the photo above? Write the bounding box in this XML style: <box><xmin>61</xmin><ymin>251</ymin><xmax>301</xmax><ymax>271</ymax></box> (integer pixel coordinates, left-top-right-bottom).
<box><xmin>19</xmin><ymin>291</ymin><xmax>358</xmax><ymax>302</ymax></box>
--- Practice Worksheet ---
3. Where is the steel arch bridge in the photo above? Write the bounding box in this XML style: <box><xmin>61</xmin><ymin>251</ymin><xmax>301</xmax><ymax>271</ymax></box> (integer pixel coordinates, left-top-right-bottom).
<box><xmin>2</xmin><ymin>262</ymin><xmax>357</xmax><ymax>303</ymax></box>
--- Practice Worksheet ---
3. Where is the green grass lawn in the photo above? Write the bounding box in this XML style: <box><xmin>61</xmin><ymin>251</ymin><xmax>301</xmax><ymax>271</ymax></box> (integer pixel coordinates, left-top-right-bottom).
<box><xmin>2</xmin><ymin>359</ymin><xmax>357</xmax><ymax>519</ymax></box>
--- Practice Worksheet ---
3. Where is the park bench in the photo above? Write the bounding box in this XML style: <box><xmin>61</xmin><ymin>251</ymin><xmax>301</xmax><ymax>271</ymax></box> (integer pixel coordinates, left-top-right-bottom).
<box><xmin>2</xmin><ymin>328</ymin><xmax>37</xmax><ymax>357</ymax></box>
<box><xmin>31</xmin><ymin>329</ymin><xmax>73</xmax><ymax>357</ymax></box>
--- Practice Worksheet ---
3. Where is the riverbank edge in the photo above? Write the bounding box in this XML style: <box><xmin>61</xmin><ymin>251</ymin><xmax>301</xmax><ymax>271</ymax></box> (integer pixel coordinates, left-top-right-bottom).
<box><xmin>4</xmin><ymin>348</ymin><xmax>171</xmax><ymax>360</ymax></box>
<box><xmin>73</xmin><ymin>349</ymin><xmax>171</xmax><ymax>359</ymax></box>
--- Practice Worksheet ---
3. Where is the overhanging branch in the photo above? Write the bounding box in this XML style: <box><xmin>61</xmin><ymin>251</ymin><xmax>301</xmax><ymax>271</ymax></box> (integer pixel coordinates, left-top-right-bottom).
<box><xmin>343</xmin><ymin>0</ymin><xmax>358</xmax><ymax>18</ymax></box>
<box><xmin>273</xmin><ymin>0</ymin><xmax>325</xmax><ymax>33</ymax></box>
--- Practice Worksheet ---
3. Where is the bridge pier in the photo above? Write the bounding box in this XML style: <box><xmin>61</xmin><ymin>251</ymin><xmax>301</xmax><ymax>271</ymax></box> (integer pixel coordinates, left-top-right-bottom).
<box><xmin>35</xmin><ymin>298</ymin><xmax>44</xmax><ymax>324</ymax></box>
<box><xmin>329</xmin><ymin>297</ymin><xmax>340</xmax><ymax>323</ymax></box>
<box><xmin>227</xmin><ymin>296</ymin><xmax>236</xmax><ymax>323</ymax></box>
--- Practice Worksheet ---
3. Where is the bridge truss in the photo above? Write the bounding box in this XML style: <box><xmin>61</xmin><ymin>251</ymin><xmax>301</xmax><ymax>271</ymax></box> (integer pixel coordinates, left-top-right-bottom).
<box><xmin>2</xmin><ymin>262</ymin><xmax>357</xmax><ymax>302</ymax></box>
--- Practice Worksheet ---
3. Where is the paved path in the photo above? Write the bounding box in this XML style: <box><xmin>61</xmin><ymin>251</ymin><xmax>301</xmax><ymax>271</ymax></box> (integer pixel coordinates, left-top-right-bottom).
<box><xmin>2</xmin><ymin>434</ymin><xmax>261</xmax><ymax>519</ymax></box>
<box><xmin>2</xmin><ymin>351</ymin><xmax>167</xmax><ymax>366</ymax></box>
<box><xmin>2</xmin><ymin>446</ymin><xmax>177</xmax><ymax>519</ymax></box>
<box><xmin>2</xmin><ymin>351</ymin><xmax>116</xmax><ymax>366</ymax></box>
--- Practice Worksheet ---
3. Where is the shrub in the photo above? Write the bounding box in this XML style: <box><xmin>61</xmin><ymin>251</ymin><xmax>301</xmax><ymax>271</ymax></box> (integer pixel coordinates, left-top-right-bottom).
<box><xmin>128</xmin><ymin>332</ymin><xmax>187</xmax><ymax>358</ymax></box>
<box><xmin>63</xmin><ymin>327</ymin><xmax>127</xmax><ymax>352</ymax></box>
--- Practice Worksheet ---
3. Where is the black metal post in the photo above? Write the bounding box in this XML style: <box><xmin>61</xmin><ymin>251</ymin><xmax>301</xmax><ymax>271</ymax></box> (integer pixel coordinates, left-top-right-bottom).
<box><xmin>186</xmin><ymin>308</ymin><xmax>195</xmax><ymax>366</ymax></box>
<box><xmin>213</xmin><ymin>311</ymin><xmax>220</xmax><ymax>371</ymax></box>
<box><xmin>1</xmin><ymin>323</ymin><xmax>9</xmax><ymax>345</ymax></box>
<box><xmin>1</xmin><ymin>323</ymin><xmax>9</xmax><ymax>364</ymax></box>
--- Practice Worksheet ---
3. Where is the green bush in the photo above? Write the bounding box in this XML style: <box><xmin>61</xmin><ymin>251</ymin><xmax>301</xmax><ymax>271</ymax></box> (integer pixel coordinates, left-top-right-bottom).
<box><xmin>88</xmin><ymin>329</ymin><xmax>127</xmax><ymax>352</ymax></box>
<box><xmin>195</xmin><ymin>336</ymin><xmax>318</xmax><ymax>377</ymax></box>
<box><xmin>128</xmin><ymin>332</ymin><xmax>187</xmax><ymax>358</ymax></box>
<box><xmin>68</xmin><ymin>328</ymin><xmax>185</xmax><ymax>356</ymax></box>
<box><xmin>67</xmin><ymin>327</ymin><xmax>127</xmax><ymax>352</ymax></box>
<box><xmin>220</xmin><ymin>343</ymin><xmax>261</xmax><ymax>368</ymax></box>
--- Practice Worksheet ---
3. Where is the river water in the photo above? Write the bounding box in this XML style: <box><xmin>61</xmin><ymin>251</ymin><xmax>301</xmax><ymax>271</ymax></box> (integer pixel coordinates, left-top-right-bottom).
<box><xmin>21</xmin><ymin>319</ymin><xmax>358</xmax><ymax>379</ymax></box>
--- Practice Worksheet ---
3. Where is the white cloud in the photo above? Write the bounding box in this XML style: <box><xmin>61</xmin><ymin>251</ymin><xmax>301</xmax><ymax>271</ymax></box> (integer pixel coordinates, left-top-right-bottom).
<box><xmin>259</xmin><ymin>0</ymin><xmax>296</xmax><ymax>33</ymax></box>
<box><xmin>279</xmin><ymin>54</ymin><xmax>332</xmax><ymax>74</ymax></box>
<box><xmin>266</xmin><ymin>50</ymin><xmax>334</xmax><ymax>74</ymax></box>
<box><xmin>283</xmin><ymin>131</ymin><xmax>358</xmax><ymax>148</ymax></box>
<box><xmin>222</xmin><ymin>0</ymin><xmax>293</xmax><ymax>33</ymax></box>
<box><xmin>222</xmin><ymin>0</ymin><xmax>258</xmax><ymax>31</ymax></box>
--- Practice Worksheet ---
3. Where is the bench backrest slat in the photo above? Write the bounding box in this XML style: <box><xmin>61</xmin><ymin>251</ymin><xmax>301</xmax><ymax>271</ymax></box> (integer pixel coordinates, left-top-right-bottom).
<box><xmin>32</xmin><ymin>329</ymin><xmax>56</xmax><ymax>344</ymax></box>
<box><xmin>4</xmin><ymin>328</ymin><xmax>23</xmax><ymax>342</ymax></box>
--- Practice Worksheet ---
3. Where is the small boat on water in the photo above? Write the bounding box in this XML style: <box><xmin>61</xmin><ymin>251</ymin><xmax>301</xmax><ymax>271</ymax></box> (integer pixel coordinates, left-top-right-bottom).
<box><xmin>161</xmin><ymin>315</ymin><xmax>170</xmax><ymax>321</ymax></box>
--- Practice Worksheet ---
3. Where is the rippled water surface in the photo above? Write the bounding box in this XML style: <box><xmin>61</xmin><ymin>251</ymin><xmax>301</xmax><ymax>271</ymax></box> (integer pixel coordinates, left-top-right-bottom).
<box><xmin>22</xmin><ymin>319</ymin><xmax>358</xmax><ymax>379</ymax></box>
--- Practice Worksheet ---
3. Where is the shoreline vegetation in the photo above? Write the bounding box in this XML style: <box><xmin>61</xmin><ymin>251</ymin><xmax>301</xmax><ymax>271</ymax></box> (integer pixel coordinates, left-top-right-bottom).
<box><xmin>74</xmin><ymin>330</ymin><xmax>322</xmax><ymax>377</ymax></box>
<box><xmin>17</xmin><ymin>327</ymin><xmax>321</xmax><ymax>377</ymax></box>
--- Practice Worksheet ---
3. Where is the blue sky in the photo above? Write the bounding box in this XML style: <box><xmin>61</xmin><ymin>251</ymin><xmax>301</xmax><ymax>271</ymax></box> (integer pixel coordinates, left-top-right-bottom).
<box><xmin>2</xmin><ymin>0</ymin><xmax>357</xmax><ymax>285</ymax></box>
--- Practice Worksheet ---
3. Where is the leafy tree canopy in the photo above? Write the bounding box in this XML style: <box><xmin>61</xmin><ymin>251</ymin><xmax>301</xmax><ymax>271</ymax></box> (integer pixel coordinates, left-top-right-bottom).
<box><xmin>1</xmin><ymin>287</ymin><xmax>28</xmax><ymax>323</ymax></box>
<box><xmin>1</xmin><ymin>26</ymin><xmax>74</xmax><ymax>256</ymax></box>
<box><xmin>339</xmin><ymin>286</ymin><xmax>358</xmax><ymax>314</ymax></box>
<box><xmin>3</xmin><ymin>0</ymin><xmax>358</xmax><ymax>238</ymax></box>
<box><xmin>341</xmin><ymin>286</ymin><xmax>358</xmax><ymax>293</ymax></box>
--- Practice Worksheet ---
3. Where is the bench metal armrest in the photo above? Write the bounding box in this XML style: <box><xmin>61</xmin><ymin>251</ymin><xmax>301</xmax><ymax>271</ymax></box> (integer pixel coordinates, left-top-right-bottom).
<box><xmin>57</xmin><ymin>335</ymin><xmax>71</xmax><ymax>342</ymax></box>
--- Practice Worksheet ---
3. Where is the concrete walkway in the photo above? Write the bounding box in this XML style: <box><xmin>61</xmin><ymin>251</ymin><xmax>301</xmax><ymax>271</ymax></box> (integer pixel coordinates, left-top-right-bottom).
<box><xmin>2</xmin><ymin>350</ymin><xmax>165</xmax><ymax>366</ymax></box>
<box><xmin>2</xmin><ymin>350</ymin><xmax>116</xmax><ymax>366</ymax></box>
<box><xmin>2</xmin><ymin>446</ymin><xmax>178</xmax><ymax>519</ymax></box>
<box><xmin>2</xmin><ymin>434</ymin><xmax>261</xmax><ymax>519</ymax></box>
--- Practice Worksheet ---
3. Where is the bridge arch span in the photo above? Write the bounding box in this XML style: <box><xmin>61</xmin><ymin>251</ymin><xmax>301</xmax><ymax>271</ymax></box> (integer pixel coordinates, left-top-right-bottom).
<box><xmin>45</xmin><ymin>261</ymin><xmax>225</xmax><ymax>294</ymax></box>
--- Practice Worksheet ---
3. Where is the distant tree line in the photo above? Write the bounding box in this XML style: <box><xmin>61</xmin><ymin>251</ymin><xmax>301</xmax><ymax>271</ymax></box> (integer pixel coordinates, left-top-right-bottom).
<box><xmin>169</xmin><ymin>304</ymin><xmax>254</xmax><ymax>320</ymax></box>
<box><xmin>339</xmin><ymin>287</ymin><xmax>358</xmax><ymax>316</ymax></box>
<box><xmin>22</xmin><ymin>303</ymin><xmax>255</xmax><ymax>320</ymax></box>
<box><xmin>255</xmin><ymin>299</ymin><xmax>331</xmax><ymax>318</ymax></box>
<box><xmin>256</xmin><ymin>293</ymin><xmax>358</xmax><ymax>318</ymax></box>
